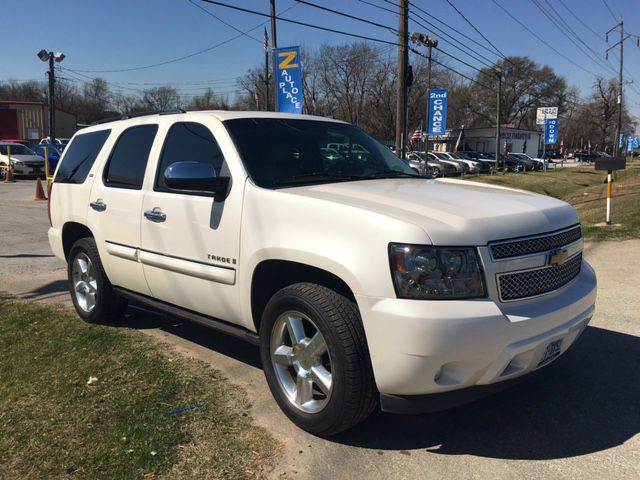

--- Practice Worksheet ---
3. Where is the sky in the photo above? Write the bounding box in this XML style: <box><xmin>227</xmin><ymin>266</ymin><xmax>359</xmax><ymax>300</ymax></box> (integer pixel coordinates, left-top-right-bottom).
<box><xmin>3</xmin><ymin>0</ymin><xmax>640</xmax><ymax>116</ymax></box>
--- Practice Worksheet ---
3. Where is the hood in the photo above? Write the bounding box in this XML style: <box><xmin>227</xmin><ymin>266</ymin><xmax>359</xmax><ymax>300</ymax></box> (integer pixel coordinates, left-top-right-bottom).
<box><xmin>284</xmin><ymin>178</ymin><xmax>579</xmax><ymax>245</ymax></box>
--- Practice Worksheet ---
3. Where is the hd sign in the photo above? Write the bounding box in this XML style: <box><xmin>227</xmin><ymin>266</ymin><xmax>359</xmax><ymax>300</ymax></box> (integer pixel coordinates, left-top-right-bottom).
<box><xmin>545</xmin><ymin>118</ymin><xmax>559</xmax><ymax>145</ymax></box>
<box><xmin>536</xmin><ymin>106</ymin><xmax>558</xmax><ymax>125</ymax></box>
<box><xmin>275</xmin><ymin>46</ymin><xmax>303</xmax><ymax>114</ymax></box>
<box><xmin>427</xmin><ymin>88</ymin><xmax>448</xmax><ymax>136</ymax></box>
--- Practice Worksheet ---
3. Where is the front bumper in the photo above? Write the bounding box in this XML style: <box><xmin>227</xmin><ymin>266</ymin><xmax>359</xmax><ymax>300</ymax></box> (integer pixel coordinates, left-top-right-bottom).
<box><xmin>12</xmin><ymin>164</ymin><xmax>44</xmax><ymax>175</ymax></box>
<box><xmin>356</xmin><ymin>261</ymin><xmax>596</xmax><ymax>399</ymax></box>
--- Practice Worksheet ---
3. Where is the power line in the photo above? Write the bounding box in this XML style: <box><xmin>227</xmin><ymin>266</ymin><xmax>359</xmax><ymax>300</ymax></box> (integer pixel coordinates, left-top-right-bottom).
<box><xmin>198</xmin><ymin>0</ymin><xmax>398</xmax><ymax>46</ymax></box>
<box><xmin>441</xmin><ymin>0</ymin><xmax>511</xmax><ymax>62</ymax></box>
<box><xmin>530</xmin><ymin>0</ymin><xmax>617</xmax><ymax>76</ymax></box>
<box><xmin>410</xmin><ymin>47</ymin><xmax>492</xmax><ymax>90</ymax></box>
<box><xmin>601</xmin><ymin>0</ymin><xmax>619</xmax><ymax>22</ymax></box>
<box><xmin>409</xmin><ymin>1</ymin><xmax>503</xmax><ymax>61</ymax></box>
<box><xmin>360</xmin><ymin>0</ymin><xmax>497</xmax><ymax>68</ymax></box>
<box><xmin>69</xmin><ymin>3</ymin><xmax>297</xmax><ymax>73</ymax></box>
<box><xmin>540</xmin><ymin>0</ymin><xmax>617</xmax><ymax>76</ymax></box>
<box><xmin>491</xmin><ymin>0</ymin><xmax>598</xmax><ymax>77</ymax></box>
<box><xmin>409</xmin><ymin>10</ymin><xmax>496</xmax><ymax>68</ymax></box>
<box><xmin>557</xmin><ymin>0</ymin><xmax>602</xmax><ymax>40</ymax></box>
<box><xmin>293</xmin><ymin>0</ymin><xmax>397</xmax><ymax>33</ymax></box>
<box><xmin>186</xmin><ymin>0</ymin><xmax>262</xmax><ymax>44</ymax></box>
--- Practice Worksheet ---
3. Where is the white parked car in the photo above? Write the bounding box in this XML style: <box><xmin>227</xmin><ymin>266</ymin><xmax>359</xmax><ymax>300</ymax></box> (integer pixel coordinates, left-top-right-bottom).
<box><xmin>0</xmin><ymin>142</ymin><xmax>45</xmax><ymax>176</ymax></box>
<box><xmin>48</xmin><ymin>111</ymin><xmax>597</xmax><ymax>435</ymax></box>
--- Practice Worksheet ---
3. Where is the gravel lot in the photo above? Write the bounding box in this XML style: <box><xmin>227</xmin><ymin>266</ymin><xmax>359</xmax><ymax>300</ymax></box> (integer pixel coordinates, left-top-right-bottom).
<box><xmin>1</xmin><ymin>180</ymin><xmax>638</xmax><ymax>479</ymax></box>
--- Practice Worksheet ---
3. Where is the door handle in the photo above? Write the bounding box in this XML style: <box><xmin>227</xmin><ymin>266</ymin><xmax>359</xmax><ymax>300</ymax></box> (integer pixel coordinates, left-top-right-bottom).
<box><xmin>144</xmin><ymin>208</ymin><xmax>166</xmax><ymax>223</ymax></box>
<box><xmin>90</xmin><ymin>200</ymin><xmax>107</xmax><ymax>212</ymax></box>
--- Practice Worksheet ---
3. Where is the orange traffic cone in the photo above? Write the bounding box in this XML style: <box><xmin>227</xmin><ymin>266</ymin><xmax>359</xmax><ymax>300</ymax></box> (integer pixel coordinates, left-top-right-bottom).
<box><xmin>35</xmin><ymin>177</ymin><xmax>47</xmax><ymax>200</ymax></box>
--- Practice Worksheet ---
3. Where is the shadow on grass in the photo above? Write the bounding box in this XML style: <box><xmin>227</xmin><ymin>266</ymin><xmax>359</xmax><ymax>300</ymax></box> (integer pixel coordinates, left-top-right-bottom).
<box><xmin>115</xmin><ymin>305</ymin><xmax>262</xmax><ymax>369</ymax></box>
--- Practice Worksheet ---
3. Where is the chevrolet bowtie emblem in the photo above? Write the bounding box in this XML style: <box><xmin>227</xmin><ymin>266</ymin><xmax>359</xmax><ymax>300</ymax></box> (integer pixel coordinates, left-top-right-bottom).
<box><xmin>549</xmin><ymin>248</ymin><xmax>569</xmax><ymax>267</ymax></box>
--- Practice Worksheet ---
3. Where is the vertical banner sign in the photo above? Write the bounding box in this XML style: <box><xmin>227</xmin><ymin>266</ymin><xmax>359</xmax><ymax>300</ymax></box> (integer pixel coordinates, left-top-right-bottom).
<box><xmin>427</xmin><ymin>88</ymin><xmax>448</xmax><ymax>136</ymax></box>
<box><xmin>275</xmin><ymin>46</ymin><xmax>303</xmax><ymax>114</ymax></box>
<box><xmin>545</xmin><ymin>118</ymin><xmax>559</xmax><ymax>145</ymax></box>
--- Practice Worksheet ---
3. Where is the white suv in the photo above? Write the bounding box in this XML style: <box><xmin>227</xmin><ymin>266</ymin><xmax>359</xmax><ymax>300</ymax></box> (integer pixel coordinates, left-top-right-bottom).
<box><xmin>48</xmin><ymin>111</ymin><xmax>597</xmax><ymax>435</ymax></box>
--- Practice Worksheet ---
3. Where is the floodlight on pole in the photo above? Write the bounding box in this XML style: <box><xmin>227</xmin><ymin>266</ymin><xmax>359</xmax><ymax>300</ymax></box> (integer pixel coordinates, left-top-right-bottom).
<box><xmin>36</xmin><ymin>48</ymin><xmax>65</xmax><ymax>144</ymax></box>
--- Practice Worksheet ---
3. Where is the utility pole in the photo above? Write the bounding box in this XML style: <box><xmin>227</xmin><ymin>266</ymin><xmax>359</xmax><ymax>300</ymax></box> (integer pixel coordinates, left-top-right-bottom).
<box><xmin>395</xmin><ymin>0</ymin><xmax>409</xmax><ymax>159</ymax></box>
<box><xmin>606</xmin><ymin>20</ymin><xmax>640</xmax><ymax>157</ymax></box>
<box><xmin>495</xmin><ymin>67</ymin><xmax>502</xmax><ymax>170</ymax></box>
<box><xmin>270</xmin><ymin>0</ymin><xmax>278</xmax><ymax>112</ymax></box>
<box><xmin>48</xmin><ymin>55</ymin><xmax>56</xmax><ymax>144</ymax></box>
<box><xmin>411</xmin><ymin>32</ymin><xmax>438</xmax><ymax>153</ymax></box>
<box><xmin>37</xmin><ymin>49</ymin><xmax>65</xmax><ymax>144</ymax></box>
<box><xmin>263</xmin><ymin>28</ymin><xmax>270</xmax><ymax>111</ymax></box>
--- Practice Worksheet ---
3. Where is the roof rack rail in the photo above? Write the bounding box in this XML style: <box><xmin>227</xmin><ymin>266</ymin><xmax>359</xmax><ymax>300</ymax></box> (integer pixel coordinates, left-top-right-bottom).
<box><xmin>91</xmin><ymin>109</ymin><xmax>186</xmax><ymax>125</ymax></box>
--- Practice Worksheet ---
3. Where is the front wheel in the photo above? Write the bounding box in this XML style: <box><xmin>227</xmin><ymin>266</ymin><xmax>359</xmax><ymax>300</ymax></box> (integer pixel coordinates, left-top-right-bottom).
<box><xmin>259</xmin><ymin>283</ymin><xmax>377</xmax><ymax>436</ymax></box>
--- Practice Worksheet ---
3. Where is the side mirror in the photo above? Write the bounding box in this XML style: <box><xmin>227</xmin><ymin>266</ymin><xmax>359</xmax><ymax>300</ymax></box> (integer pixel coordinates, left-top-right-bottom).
<box><xmin>163</xmin><ymin>161</ymin><xmax>230</xmax><ymax>199</ymax></box>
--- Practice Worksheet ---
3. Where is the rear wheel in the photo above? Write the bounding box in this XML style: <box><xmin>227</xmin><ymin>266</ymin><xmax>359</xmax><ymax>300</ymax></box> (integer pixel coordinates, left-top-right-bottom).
<box><xmin>68</xmin><ymin>237</ymin><xmax>127</xmax><ymax>324</ymax></box>
<box><xmin>260</xmin><ymin>283</ymin><xmax>377</xmax><ymax>436</ymax></box>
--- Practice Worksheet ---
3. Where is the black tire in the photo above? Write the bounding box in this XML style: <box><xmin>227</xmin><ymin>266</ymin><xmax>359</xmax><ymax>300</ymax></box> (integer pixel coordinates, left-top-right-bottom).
<box><xmin>259</xmin><ymin>283</ymin><xmax>377</xmax><ymax>436</ymax></box>
<box><xmin>67</xmin><ymin>237</ymin><xmax>127</xmax><ymax>324</ymax></box>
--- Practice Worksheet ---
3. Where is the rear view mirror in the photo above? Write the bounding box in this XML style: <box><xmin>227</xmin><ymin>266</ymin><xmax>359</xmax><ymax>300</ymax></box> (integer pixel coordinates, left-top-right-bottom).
<box><xmin>163</xmin><ymin>161</ymin><xmax>230</xmax><ymax>199</ymax></box>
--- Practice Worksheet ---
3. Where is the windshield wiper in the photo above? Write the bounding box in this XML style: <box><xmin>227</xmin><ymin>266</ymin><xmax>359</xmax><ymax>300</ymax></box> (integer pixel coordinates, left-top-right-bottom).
<box><xmin>364</xmin><ymin>171</ymin><xmax>421</xmax><ymax>179</ymax></box>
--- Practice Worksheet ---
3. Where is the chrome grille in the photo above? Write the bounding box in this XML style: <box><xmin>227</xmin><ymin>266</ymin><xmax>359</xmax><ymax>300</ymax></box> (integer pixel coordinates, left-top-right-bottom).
<box><xmin>491</xmin><ymin>226</ymin><xmax>582</xmax><ymax>259</ymax></box>
<box><xmin>498</xmin><ymin>253</ymin><xmax>582</xmax><ymax>301</ymax></box>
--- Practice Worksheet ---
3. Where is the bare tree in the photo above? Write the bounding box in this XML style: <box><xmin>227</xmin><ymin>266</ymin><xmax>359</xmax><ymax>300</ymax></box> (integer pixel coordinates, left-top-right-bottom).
<box><xmin>142</xmin><ymin>86</ymin><xmax>180</xmax><ymax>111</ymax></box>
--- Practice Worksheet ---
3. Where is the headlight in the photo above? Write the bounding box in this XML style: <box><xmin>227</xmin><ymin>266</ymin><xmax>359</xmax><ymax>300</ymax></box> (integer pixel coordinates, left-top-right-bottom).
<box><xmin>389</xmin><ymin>244</ymin><xmax>486</xmax><ymax>299</ymax></box>
<box><xmin>13</xmin><ymin>160</ymin><xmax>24</xmax><ymax>166</ymax></box>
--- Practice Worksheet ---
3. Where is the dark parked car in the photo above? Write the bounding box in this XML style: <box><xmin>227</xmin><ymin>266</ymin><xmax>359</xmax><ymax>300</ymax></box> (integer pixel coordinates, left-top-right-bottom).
<box><xmin>33</xmin><ymin>144</ymin><xmax>62</xmax><ymax>171</ymax></box>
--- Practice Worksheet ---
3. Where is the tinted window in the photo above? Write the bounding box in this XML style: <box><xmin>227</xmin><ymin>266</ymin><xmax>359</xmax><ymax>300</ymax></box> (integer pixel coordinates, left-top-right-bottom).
<box><xmin>155</xmin><ymin>122</ymin><xmax>226</xmax><ymax>191</ymax></box>
<box><xmin>0</xmin><ymin>144</ymin><xmax>35</xmax><ymax>155</ymax></box>
<box><xmin>225</xmin><ymin>118</ymin><xmax>415</xmax><ymax>188</ymax></box>
<box><xmin>104</xmin><ymin>125</ymin><xmax>158</xmax><ymax>189</ymax></box>
<box><xmin>54</xmin><ymin>130</ymin><xmax>111</xmax><ymax>184</ymax></box>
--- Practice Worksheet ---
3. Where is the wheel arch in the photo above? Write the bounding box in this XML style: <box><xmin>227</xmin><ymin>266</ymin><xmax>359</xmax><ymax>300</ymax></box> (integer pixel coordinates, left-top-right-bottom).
<box><xmin>250</xmin><ymin>259</ymin><xmax>358</xmax><ymax>333</ymax></box>
<box><xmin>62</xmin><ymin>222</ymin><xmax>94</xmax><ymax>261</ymax></box>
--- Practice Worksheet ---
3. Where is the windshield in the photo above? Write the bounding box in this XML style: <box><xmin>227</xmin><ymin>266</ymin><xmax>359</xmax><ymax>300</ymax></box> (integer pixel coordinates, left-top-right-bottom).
<box><xmin>0</xmin><ymin>144</ymin><xmax>35</xmax><ymax>156</ymax></box>
<box><xmin>225</xmin><ymin>118</ymin><xmax>418</xmax><ymax>188</ymax></box>
<box><xmin>433</xmin><ymin>152</ymin><xmax>450</xmax><ymax>160</ymax></box>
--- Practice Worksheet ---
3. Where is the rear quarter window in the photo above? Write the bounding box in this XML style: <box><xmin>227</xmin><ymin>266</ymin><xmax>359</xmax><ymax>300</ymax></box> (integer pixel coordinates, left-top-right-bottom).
<box><xmin>54</xmin><ymin>130</ymin><xmax>111</xmax><ymax>184</ymax></box>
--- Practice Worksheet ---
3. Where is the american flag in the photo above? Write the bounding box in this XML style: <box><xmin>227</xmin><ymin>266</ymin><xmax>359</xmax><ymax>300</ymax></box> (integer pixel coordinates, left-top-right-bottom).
<box><xmin>410</xmin><ymin>121</ymin><xmax>423</xmax><ymax>150</ymax></box>
<box><xmin>263</xmin><ymin>27</ymin><xmax>269</xmax><ymax>51</ymax></box>
<box><xmin>454</xmin><ymin>125</ymin><xmax>464</xmax><ymax>152</ymax></box>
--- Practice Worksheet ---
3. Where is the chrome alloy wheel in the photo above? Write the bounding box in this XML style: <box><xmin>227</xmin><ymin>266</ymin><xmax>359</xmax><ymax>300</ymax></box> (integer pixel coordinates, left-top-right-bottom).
<box><xmin>270</xmin><ymin>311</ymin><xmax>333</xmax><ymax>413</ymax></box>
<box><xmin>71</xmin><ymin>252</ymin><xmax>97</xmax><ymax>313</ymax></box>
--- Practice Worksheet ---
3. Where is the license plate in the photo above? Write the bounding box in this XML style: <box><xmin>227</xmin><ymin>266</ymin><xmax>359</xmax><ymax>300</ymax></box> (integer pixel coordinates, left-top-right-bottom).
<box><xmin>537</xmin><ymin>339</ymin><xmax>562</xmax><ymax>367</ymax></box>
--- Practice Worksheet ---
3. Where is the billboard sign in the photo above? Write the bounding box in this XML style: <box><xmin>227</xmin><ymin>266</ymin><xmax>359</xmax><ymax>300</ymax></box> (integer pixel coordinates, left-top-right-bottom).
<box><xmin>536</xmin><ymin>106</ymin><xmax>558</xmax><ymax>125</ymax></box>
<box><xmin>627</xmin><ymin>135</ymin><xmax>639</xmax><ymax>152</ymax></box>
<box><xmin>274</xmin><ymin>46</ymin><xmax>303</xmax><ymax>114</ymax></box>
<box><xmin>427</xmin><ymin>88</ymin><xmax>448</xmax><ymax>136</ymax></box>
<box><xmin>545</xmin><ymin>118</ymin><xmax>559</xmax><ymax>145</ymax></box>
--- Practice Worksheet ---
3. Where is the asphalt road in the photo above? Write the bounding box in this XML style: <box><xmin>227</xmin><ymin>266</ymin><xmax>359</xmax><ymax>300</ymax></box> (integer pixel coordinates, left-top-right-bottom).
<box><xmin>1</xmin><ymin>180</ymin><xmax>638</xmax><ymax>479</ymax></box>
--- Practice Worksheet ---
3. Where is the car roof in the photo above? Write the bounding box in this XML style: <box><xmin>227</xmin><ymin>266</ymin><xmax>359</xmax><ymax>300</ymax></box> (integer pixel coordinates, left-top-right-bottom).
<box><xmin>79</xmin><ymin>110</ymin><xmax>347</xmax><ymax>134</ymax></box>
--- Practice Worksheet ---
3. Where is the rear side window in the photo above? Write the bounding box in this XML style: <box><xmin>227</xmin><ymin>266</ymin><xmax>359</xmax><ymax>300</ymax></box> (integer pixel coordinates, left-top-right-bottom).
<box><xmin>103</xmin><ymin>125</ymin><xmax>158</xmax><ymax>190</ymax></box>
<box><xmin>155</xmin><ymin>122</ymin><xmax>226</xmax><ymax>192</ymax></box>
<box><xmin>54</xmin><ymin>130</ymin><xmax>111</xmax><ymax>184</ymax></box>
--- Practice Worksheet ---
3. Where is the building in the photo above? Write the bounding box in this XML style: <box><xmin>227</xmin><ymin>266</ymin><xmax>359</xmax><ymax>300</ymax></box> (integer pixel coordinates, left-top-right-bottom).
<box><xmin>447</xmin><ymin>126</ymin><xmax>542</xmax><ymax>156</ymax></box>
<box><xmin>0</xmin><ymin>101</ymin><xmax>77</xmax><ymax>143</ymax></box>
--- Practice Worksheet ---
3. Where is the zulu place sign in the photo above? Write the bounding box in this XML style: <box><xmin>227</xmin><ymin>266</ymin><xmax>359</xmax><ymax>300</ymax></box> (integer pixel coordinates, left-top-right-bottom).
<box><xmin>427</xmin><ymin>88</ymin><xmax>448</xmax><ymax>136</ymax></box>
<box><xmin>275</xmin><ymin>46</ymin><xmax>303</xmax><ymax>114</ymax></box>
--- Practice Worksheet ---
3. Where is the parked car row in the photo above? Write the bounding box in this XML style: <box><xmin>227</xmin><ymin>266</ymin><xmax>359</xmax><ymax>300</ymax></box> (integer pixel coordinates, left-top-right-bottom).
<box><xmin>0</xmin><ymin>141</ymin><xmax>62</xmax><ymax>178</ymax></box>
<box><xmin>404</xmin><ymin>150</ymin><xmax>551</xmax><ymax>178</ymax></box>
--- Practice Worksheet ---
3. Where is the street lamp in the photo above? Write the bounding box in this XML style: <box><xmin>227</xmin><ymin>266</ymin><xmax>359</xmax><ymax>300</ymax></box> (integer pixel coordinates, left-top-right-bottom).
<box><xmin>37</xmin><ymin>49</ymin><xmax>65</xmax><ymax>144</ymax></box>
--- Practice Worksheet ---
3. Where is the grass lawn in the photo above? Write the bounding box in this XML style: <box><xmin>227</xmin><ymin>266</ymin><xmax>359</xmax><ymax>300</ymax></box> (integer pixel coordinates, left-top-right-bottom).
<box><xmin>468</xmin><ymin>161</ymin><xmax>640</xmax><ymax>241</ymax></box>
<box><xmin>0</xmin><ymin>301</ymin><xmax>277</xmax><ymax>479</ymax></box>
